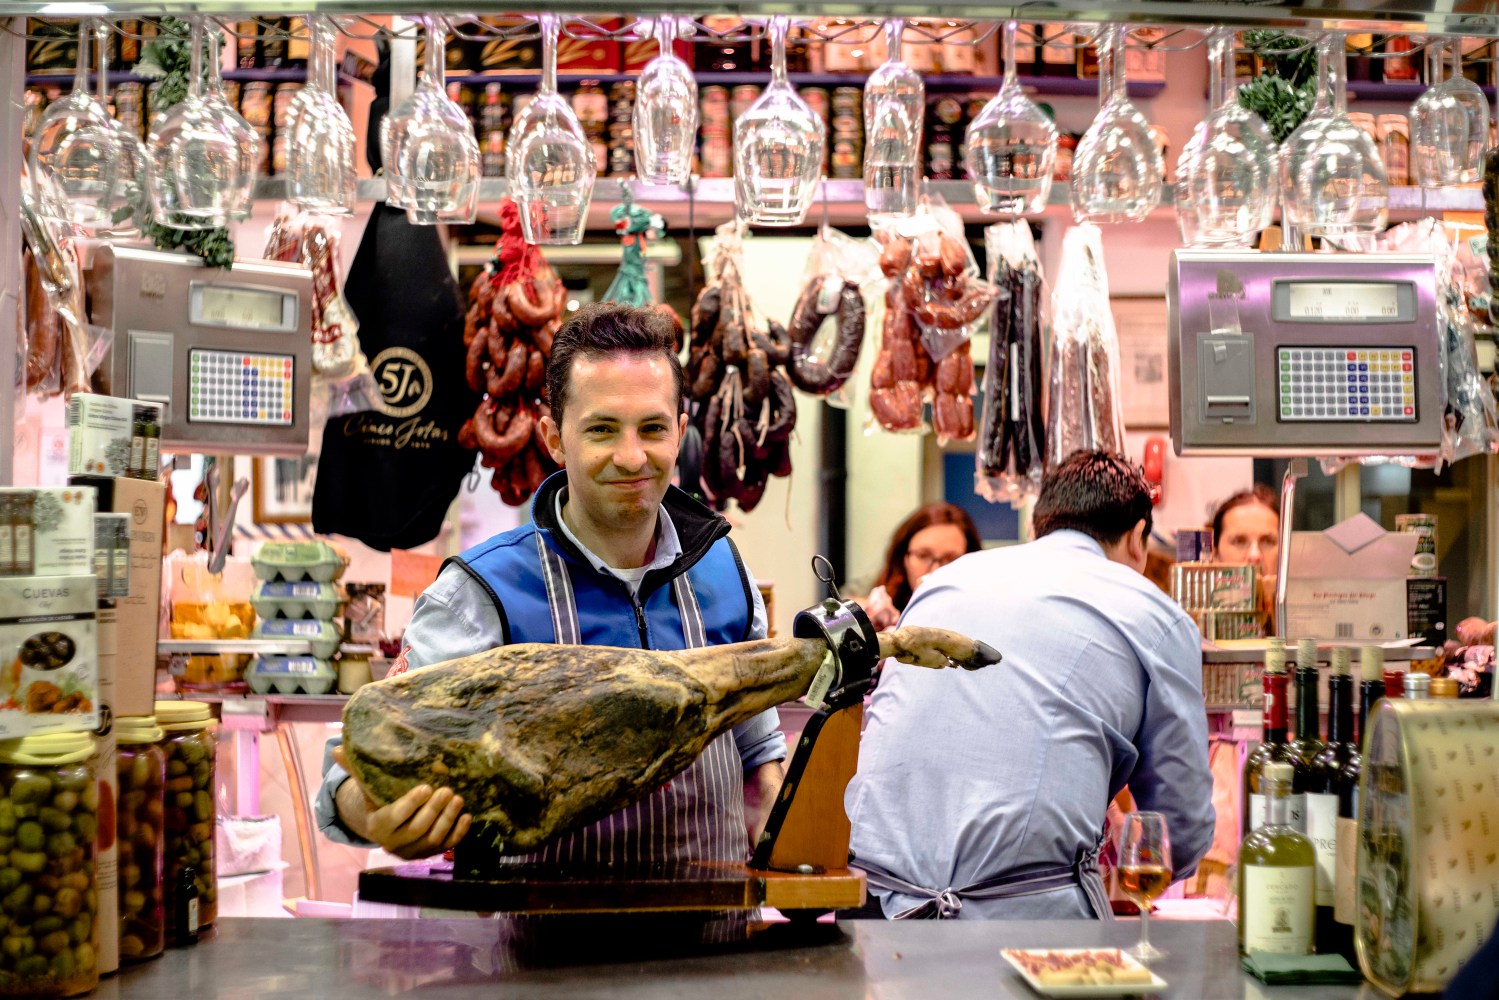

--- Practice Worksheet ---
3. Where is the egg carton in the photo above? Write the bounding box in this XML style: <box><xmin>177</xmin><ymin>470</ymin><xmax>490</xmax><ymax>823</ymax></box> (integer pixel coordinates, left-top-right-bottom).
<box><xmin>252</xmin><ymin>618</ymin><xmax>342</xmax><ymax>660</ymax></box>
<box><xmin>246</xmin><ymin>655</ymin><xmax>336</xmax><ymax>695</ymax></box>
<box><xmin>251</xmin><ymin>581</ymin><xmax>344</xmax><ymax>621</ymax></box>
<box><xmin>252</xmin><ymin>541</ymin><xmax>349</xmax><ymax>584</ymax></box>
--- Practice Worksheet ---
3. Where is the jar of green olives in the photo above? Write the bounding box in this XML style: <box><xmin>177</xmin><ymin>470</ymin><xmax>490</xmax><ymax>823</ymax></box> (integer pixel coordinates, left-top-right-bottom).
<box><xmin>0</xmin><ymin>731</ymin><xmax>100</xmax><ymax>997</ymax></box>
<box><xmin>115</xmin><ymin>716</ymin><xmax>164</xmax><ymax>963</ymax></box>
<box><xmin>154</xmin><ymin>701</ymin><xmax>216</xmax><ymax>938</ymax></box>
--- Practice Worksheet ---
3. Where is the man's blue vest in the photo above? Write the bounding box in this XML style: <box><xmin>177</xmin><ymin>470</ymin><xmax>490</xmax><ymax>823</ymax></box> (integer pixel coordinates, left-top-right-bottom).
<box><xmin>447</xmin><ymin>472</ymin><xmax>756</xmax><ymax>650</ymax></box>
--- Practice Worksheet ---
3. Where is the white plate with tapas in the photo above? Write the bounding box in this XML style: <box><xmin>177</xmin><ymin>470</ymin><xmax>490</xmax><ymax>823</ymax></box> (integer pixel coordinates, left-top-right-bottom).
<box><xmin>1001</xmin><ymin>948</ymin><xmax>1168</xmax><ymax>997</ymax></box>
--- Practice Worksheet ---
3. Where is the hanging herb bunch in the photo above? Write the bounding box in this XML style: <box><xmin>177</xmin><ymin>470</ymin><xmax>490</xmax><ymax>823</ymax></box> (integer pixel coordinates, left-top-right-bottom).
<box><xmin>1236</xmin><ymin>30</ymin><xmax>1319</xmax><ymax>144</ymax></box>
<box><xmin>135</xmin><ymin>16</ymin><xmax>235</xmax><ymax>268</ymax></box>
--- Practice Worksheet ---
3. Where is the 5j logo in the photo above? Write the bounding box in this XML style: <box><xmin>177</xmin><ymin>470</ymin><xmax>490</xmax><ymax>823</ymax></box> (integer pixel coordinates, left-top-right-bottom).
<box><xmin>371</xmin><ymin>347</ymin><xmax>433</xmax><ymax>418</ymax></box>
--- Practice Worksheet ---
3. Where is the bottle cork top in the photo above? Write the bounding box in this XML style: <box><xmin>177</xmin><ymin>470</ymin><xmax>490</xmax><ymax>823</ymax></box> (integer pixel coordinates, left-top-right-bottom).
<box><xmin>1360</xmin><ymin>645</ymin><xmax>1384</xmax><ymax>681</ymax></box>
<box><xmin>1296</xmin><ymin>638</ymin><xmax>1318</xmax><ymax>669</ymax></box>
<box><xmin>1330</xmin><ymin>647</ymin><xmax>1352</xmax><ymax>676</ymax></box>
<box><xmin>1265</xmin><ymin>761</ymin><xmax>1294</xmax><ymax>782</ymax></box>
<box><xmin>1265</xmin><ymin>643</ymin><xmax>1287</xmax><ymax>673</ymax></box>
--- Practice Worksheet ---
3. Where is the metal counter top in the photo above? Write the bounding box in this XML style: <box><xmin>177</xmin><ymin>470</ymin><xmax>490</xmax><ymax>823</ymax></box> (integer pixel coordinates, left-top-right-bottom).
<box><xmin>89</xmin><ymin>917</ymin><xmax>1387</xmax><ymax>999</ymax></box>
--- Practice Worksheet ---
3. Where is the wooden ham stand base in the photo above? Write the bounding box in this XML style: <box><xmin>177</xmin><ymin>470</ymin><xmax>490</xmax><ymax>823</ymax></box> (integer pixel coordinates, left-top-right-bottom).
<box><xmin>357</xmin><ymin>703</ymin><xmax>868</xmax><ymax>922</ymax></box>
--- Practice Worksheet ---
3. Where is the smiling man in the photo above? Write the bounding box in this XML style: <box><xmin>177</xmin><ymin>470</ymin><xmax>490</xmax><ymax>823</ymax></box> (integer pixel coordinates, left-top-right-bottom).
<box><xmin>315</xmin><ymin>303</ymin><xmax>787</xmax><ymax>866</ymax></box>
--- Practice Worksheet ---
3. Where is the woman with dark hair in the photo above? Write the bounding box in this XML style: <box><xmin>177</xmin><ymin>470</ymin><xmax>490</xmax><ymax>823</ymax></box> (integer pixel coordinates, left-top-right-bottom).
<box><xmin>1211</xmin><ymin>484</ymin><xmax>1281</xmax><ymax>631</ymax></box>
<box><xmin>861</xmin><ymin>502</ymin><xmax>983</xmax><ymax>630</ymax></box>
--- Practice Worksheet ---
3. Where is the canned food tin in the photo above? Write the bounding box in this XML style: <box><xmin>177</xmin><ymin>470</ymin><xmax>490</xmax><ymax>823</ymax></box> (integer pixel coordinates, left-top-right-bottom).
<box><xmin>1396</xmin><ymin>514</ymin><xmax>1438</xmax><ymax>577</ymax></box>
<box><xmin>1356</xmin><ymin>700</ymin><xmax>1499</xmax><ymax>995</ymax></box>
<box><xmin>273</xmin><ymin>83</ymin><xmax>301</xmax><ymax>129</ymax></box>
<box><xmin>239</xmin><ymin>81</ymin><xmax>273</xmax><ymax>128</ymax></box>
<box><xmin>730</xmin><ymin>85</ymin><xmax>761</xmax><ymax>122</ymax></box>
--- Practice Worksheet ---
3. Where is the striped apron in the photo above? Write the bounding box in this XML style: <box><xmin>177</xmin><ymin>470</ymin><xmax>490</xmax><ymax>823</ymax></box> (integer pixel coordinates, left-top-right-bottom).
<box><xmin>510</xmin><ymin>534</ymin><xmax>750</xmax><ymax>867</ymax></box>
<box><xmin>857</xmin><ymin>842</ymin><xmax>1113</xmax><ymax>920</ymax></box>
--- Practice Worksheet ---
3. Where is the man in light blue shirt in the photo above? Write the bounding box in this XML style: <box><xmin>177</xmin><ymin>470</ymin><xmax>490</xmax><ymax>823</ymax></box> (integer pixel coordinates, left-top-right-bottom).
<box><xmin>846</xmin><ymin>450</ymin><xmax>1214</xmax><ymax>919</ymax></box>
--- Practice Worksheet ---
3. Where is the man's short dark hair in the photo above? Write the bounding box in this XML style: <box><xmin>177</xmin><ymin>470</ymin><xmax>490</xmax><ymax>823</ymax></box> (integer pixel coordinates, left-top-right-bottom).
<box><xmin>545</xmin><ymin>303</ymin><xmax>684</xmax><ymax>425</ymax></box>
<box><xmin>1032</xmin><ymin>450</ymin><xmax>1153</xmax><ymax>548</ymax></box>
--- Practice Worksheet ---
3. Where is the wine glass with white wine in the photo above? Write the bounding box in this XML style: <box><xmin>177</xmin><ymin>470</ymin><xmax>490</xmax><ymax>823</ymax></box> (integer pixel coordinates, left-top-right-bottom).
<box><xmin>1117</xmin><ymin>811</ymin><xmax>1172</xmax><ymax>962</ymax></box>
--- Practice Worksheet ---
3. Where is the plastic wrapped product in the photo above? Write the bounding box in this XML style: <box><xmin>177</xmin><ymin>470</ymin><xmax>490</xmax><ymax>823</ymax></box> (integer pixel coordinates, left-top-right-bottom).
<box><xmin>1046</xmin><ymin>224</ymin><xmax>1125</xmax><ymax>466</ymax></box>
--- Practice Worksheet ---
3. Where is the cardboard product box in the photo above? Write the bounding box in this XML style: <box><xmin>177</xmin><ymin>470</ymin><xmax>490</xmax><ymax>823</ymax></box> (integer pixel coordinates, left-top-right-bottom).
<box><xmin>66</xmin><ymin>393</ymin><xmax>163</xmax><ymax>478</ymax></box>
<box><xmin>0</xmin><ymin>575</ymin><xmax>99</xmax><ymax>738</ymax></box>
<box><xmin>0</xmin><ymin>486</ymin><xmax>97</xmax><ymax>578</ymax></box>
<box><xmin>556</xmin><ymin>33</ymin><xmax>620</xmax><ymax>72</ymax></box>
<box><xmin>1407</xmin><ymin>577</ymin><xmax>1448</xmax><ymax>648</ymax></box>
<box><xmin>70</xmin><ymin>475</ymin><xmax>164</xmax><ymax>718</ymax></box>
<box><xmin>1284</xmin><ymin>513</ymin><xmax>1421</xmax><ymax>643</ymax></box>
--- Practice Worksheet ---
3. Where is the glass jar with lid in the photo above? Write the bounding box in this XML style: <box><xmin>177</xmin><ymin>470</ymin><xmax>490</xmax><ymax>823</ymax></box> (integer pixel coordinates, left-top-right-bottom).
<box><xmin>155</xmin><ymin>701</ymin><xmax>217</xmax><ymax>937</ymax></box>
<box><xmin>0</xmin><ymin>731</ymin><xmax>100</xmax><ymax>997</ymax></box>
<box><xmin>115</xmin><ymin>716</ymin><xmax>165</xmax><ymax>962</ymax></box>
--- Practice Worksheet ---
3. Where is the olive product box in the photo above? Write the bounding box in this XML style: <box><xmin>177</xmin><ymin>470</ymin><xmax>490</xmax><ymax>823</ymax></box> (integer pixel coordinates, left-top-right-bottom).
<box><xmin>1284</xmin><ymin>513</ymin><xmax>1420</xmax><ymax>642</ymax></box>
<box><xmin>66</xmin><ymin>393</ymin><xmax>163</xmax><ymax>479</ymax></box>
<box><xmin>0</xmin><ymin>575</ymin><xmax>99</xmax><ymax>738</ymax></box>
<box><xmin>1407</xmin><ymin>577</ymin><xmax>1447</xmax><ymax>648</ymax></box>
<box><xmin>0</xmin><ymin>486</ymin><xmax>97</xmax><ymax>578</ymax></box>
<box><xmin>69</xmin><ymin>475</ymin><xmax>165</xmax><ymax>718</ymax></box>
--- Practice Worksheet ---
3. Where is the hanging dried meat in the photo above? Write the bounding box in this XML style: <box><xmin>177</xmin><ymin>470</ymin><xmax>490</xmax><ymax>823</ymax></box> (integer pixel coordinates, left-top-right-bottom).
<box><xmin>1046</xmin><ymin>224</ymin><xmax>1125</xmax><ymax>466</ymax></box>
<box><xmin>457</xmin><ymin>198</ymin><xmax>564</xmax><ymax>507</ymax></box>
<box><xmin>977</xmin><ymin>221</ymin><xmax>1047</xmax><ymax>506</ymax></box>
<box><xmin>19</xmin><ymin>174</ymin><xmax>92</xmax><ymax>399</ymax></box>
<box><xmin>784</xmin><ymin>228</ymin><xmax>877</xmax><ymax>397</ymax></box>
<box><xmin>263</xmin><ymin>212</ymin><xmax>375</xmax><ymax>414</ymax></box>
<box><xmin>870</xmin><ymin>214</ymin><xmax>996</xmax><ymax>441</ymax></box>
<box><xmin>686</xmin><ymin>223</ymin><xmax>796</xmax><ymax>513</ymax></box>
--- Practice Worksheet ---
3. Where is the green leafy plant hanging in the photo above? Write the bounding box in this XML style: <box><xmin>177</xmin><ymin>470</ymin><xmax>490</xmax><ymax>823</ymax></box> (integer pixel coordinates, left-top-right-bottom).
<box><xmin>135</xmin><ymin>16</ymin><xmax>235</xmax><ymax>269</ymax></box>
<box><xmin>1236</xmin><ymin>30</ymin><xmax>1318</xmax><ymax>144</ymax></box>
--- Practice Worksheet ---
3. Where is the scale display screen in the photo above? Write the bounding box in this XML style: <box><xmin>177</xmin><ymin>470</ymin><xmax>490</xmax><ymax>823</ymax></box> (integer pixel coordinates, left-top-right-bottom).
<box><xmin>1276</xmin><ymin>346</ymin><xmax>1417</xmax><ymax>423</ymax></box>
<box><xmin>1273</xmin><ymin>280</ymin><xmax>1414</xmax><ymax>323</ymax></box>
<box><xmin>189</xmin><ymin>283</ymin><xmax>296</xmax><ymax>332</ymax></box>
<box><xmin>188</xmin><ymin>349</ymin><xmax>295</xmax><ymax>426</ymax></box>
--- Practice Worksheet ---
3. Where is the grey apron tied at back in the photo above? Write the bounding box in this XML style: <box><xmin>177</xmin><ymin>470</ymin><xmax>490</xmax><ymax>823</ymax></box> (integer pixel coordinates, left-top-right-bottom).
<box><xmin>858</xmin><ymin>841</ymin><xmax>1114</xmax><ymax>920</ymax></box>
<box><xmin>523</xmin><ymin>533</ymin><xmax>748</xmax><ymax>866</ymax></box>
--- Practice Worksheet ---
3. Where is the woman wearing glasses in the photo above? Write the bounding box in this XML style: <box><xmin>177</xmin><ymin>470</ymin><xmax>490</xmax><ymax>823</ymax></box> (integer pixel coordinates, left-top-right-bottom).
<box><xmin>860</xmin><ymin>503</ymin><xmax>983</xmax><ymax>631</ymax></box>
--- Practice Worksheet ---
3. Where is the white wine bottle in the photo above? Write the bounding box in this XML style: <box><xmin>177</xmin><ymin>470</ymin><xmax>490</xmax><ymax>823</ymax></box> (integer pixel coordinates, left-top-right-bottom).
<box><xmin>1239</xmin><ymin>761</ymin><xmax>1316</xmax><ymax>956</ymax></box>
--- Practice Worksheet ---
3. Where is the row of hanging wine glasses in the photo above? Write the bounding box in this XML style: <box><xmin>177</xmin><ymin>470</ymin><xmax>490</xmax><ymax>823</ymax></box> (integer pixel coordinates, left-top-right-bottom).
<box><xmin>33</xmin><ymin>17</ymin><xmax>1494</xmax><ymax>247</ymax></box>
<box><xmin>31</xmin><ymin>14</ymin><xmax>357</xmax><ymax>232</ymax></box>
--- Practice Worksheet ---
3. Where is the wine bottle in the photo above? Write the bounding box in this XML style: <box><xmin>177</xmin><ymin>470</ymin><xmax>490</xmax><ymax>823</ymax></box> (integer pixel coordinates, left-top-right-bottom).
<box><xmin>1307</xmin><ymin>647</ymin><xmax>1353</xmax><ymax>955</ymax></box>
<box><xmin>1239</xmin><ymin>761</ymin><xmax>1316</xmax><ymax>956</ymax></box>
<box><xmin>1289</xmin><ymin>638</ymin><xmax>1325</xmax><ymax>764</ymax></box>
<box><xmin>1243</xmin><ymin>640</ymin><xmax>1310</xmax><ymax>834</ymax></box>
<box><xmin>1332</xmin><ymin>646</ymin><xmax>1384</xmax><ymax>960</ymax></box>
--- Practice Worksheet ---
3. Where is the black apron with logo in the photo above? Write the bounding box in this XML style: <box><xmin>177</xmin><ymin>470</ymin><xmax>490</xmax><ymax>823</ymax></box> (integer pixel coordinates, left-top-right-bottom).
<box><xmin>310</xmin><ymin>205</ymin><xmax>479</xmax><ymax>550</ymax></box>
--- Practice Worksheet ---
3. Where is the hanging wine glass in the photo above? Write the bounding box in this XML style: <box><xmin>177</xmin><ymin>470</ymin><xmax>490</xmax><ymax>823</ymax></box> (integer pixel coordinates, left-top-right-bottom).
<box><xmin>734</xmin><ymin>15</ymin><xmax>826</xmax><ymax>226</ymax></box>
<box><xmin>382</xmin><ymin>16</ymin><xmax>479</xmax><ymax>224</ymax></box>
<box><xmin>147</xmin><ymin>18</ymin><xmax>217</xmax><ymax>229</ymax></box>
<box><xmin>1071</xmin><ymin>25</ymin><xmax>1163</xmax><ymax>223</ymax></box>
<box><xmin>1444</xmin><ymin>42</ymin><xmax>1489</xmax><ymax>184</ymax></box>
<box><xmin>1409</xmin><ymin>39</ymin><xmax>1471</xmax><ymax>188</ymax></box>
<box><xmin>287</xmin><ymin>14</ymin><xmax>357</xmax><ymax>214</ymax></box>
<box><xmin>193</xmin><ymin>23</ymin><xmax>261</xmax><ymax>221</ymax></box>
<box><xmin>149</xmin><ymin>17</ymin><xmax>260</xmax><ymax>227</ymax></box>
<box><xmin>863</xmin><ymin>18</ymin><xmax>922</xmax><ymax>218</ymax></box>
<box><xmin>1177</xmin><ymin>27</ymin><xmax>1277</xmax><ymax>246</ymax></box>
<box><xmin>508</xmin><ymin>12</ymin><xmax>594</xmax><ymax>242</ymax></box>
<box><xmin>965</xmin><ymin>21</ymin><xmax>1057</xmax><ymax>216</ymax></box>
<box><xmin>30</xmin><ymin>17</ymin><xmax>119</xmax><ymax>229</ymax></box>
<box><xmin>1285</xmin><ymin>32</ymin><xmax>1387</xmax><ymax>240</ymax></box>
<box><xmin>632</xmin><ymin>16</ymin><xmax>697</xmax><ymax>185</ymax></box>
<box><xmin>94</xmin><ymin>19</ymin><xmax>151</xmax><ymax>234</ymax></box>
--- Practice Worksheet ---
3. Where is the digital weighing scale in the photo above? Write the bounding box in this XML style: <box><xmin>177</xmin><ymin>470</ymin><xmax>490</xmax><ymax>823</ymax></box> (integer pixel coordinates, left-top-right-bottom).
<box><xmin>88</xmin><ymin>245</ymin><xmax>314</xmax><ymax>456</ymax></box>
<box><xmin>1168</xmin><ymin>250</ymin><xmax>1444</xmax><ymax>457</ymax></box>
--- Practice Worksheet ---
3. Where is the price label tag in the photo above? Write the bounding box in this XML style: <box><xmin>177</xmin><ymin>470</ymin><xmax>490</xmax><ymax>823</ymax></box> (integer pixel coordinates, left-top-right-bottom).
<box><xmin>803</xmin><ymin>651</ymin><xmax>839</xmax><ymax>712</ymax></box>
